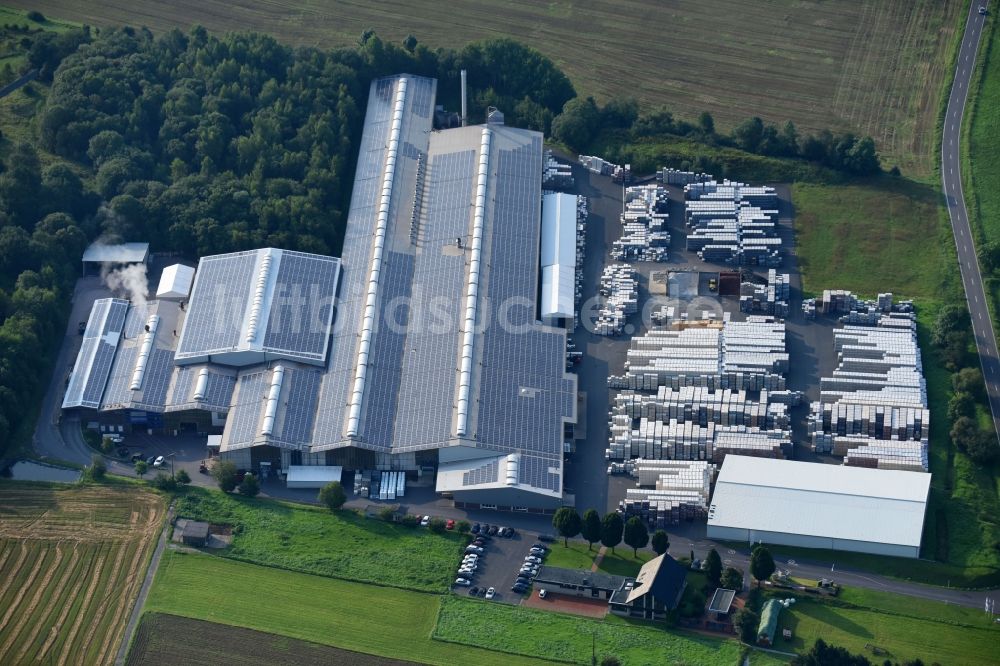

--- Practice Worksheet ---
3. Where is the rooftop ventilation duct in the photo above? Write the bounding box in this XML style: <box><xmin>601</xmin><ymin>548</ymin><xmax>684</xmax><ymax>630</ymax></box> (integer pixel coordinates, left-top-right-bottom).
<box><xmin>347</xmin><ymin>77</ymin><xmax>408</xmax><ymax>438</ymax></box>
<box><xmin>245</xmin><ymin>251</ymin><xmax>273</xmax><ymax>344</ymax></box>
<box><xmin>260</xmin><ymin>364</ymin><xmax>285</xmax><ymax>436</ymax></box>
<box><xmin>193</xmin><ymin>367</ymin><xmax>209</xmax><ymax>402</ymax></box>
<box><xmin>129</xmin><ymin>314</ymin><xmax>160</xmax><ymax>391</ymax></box>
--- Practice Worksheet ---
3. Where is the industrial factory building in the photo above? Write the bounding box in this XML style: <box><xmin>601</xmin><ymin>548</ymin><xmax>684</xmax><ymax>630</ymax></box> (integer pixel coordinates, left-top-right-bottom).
<box><xmin>62</xmin><ymin>74</ymin><xmax>576</xmax><ymax>510</ymax></box>
<box><xmin>707</xmin><ymin>456</ymin><xmax>931</xmax><ymax>558</ymax></box>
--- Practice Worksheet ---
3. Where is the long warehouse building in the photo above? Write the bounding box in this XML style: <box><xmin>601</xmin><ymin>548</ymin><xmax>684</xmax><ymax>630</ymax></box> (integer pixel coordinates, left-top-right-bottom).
<box><xmin>706</xmin><ymin>456</ymin><xmax>931</xmax><ymax>558</ymax></box>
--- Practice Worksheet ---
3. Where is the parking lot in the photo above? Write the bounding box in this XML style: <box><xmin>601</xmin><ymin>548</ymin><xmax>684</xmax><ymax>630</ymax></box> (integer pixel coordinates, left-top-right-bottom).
<box><xmin>452</xmin><ymin>528</ymin><xmax>555</xmax><ymax>605</ymax></box>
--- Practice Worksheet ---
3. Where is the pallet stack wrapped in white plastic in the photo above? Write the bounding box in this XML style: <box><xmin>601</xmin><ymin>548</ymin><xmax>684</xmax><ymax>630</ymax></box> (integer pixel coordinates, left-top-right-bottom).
<box><xmin>807</xmin><ymin>313</ymin><xmax>930</xmax><ymax>472</ymax></box>
<box><xmin>618</xmin><ymin>459</ymin><xmax>715</xmax><ymax>527</ymax></box>
<box><xmin>612</xmin><ymin>185</ymin><xmax>670</xmax><ymax>262</ymax></box>
<box><xmin>684</xmin><ymin>180</ymin><xmax>781</xmax><ymax>266</ymax></box>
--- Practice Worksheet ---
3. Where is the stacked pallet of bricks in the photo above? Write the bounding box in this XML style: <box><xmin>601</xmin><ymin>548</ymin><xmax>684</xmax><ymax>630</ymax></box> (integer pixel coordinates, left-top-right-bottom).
<box><xmin>740</xmin><ymin>269</ymin><xmax>790</xmax><ymax>318</ymax></box>
<box><xmin>807</xmin><ymin>313</ymin><xmax>929</xmax><ymax>471</ymax></box>
<box><xmin>613</xmin><ymin>386</ymin><xmax>791</xmax><ymax>430</ymax></box>
<box><xmin>572</xmin><ymin>196</ymin><xmax>588</xmax><ymax>329</ymax></box>
<box><xmin>658</xmin><ymin>167</ymin><xmax>713</xmax><ymax>186</ymax></box>
<box><xmin>543</xmin><ymin>150</ymin><xmax>574</xmax><ymax>189</ymax></box>
<box><xmin>609</xmin><ymin>319</ymin><xmax>789</xmax><ymax>391</ymax></box>
<box><xmin>606</xmin><ymin>415</ymin><xmax>788</xmax><ymax>462</ymax></box>
<box><xmin>579</xmin><ymin>154</ymin><xmax>614</xmax><ymax>175</ymax></box>
<box><xmin>612</xmin><ymin>184</ymin><xmax>670</xmax><ymax>262</ymax></box>
<box><xmin>684</xmin><ymin>180</ymin><xmax>781</xmax><ymax>266</ymax></box>
<box><xmin>595</xmin><ymin>264</ymin><xmax>637</xmax><ymax>335</ymax></box>
<box><xmin>618</xmin><ymin>459</ymin><xmax>715</xmax><ymax>527</ymax></box>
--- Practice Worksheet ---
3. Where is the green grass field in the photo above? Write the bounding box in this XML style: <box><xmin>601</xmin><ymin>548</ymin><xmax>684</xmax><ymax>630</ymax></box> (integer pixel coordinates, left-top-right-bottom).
<box><xmin>433</xmin><ymin>596</ymin><xmax>743</xmax><ymax>666</ymax></box>
<box><xmin>173</xmin><ymin>487</ymin><xmax>465</xmax><ymax>592</ymax></box>
<box><xmin>144</xmin><ymin>550</ymin><xmax>552</xmax><ymax>665</ymax></box>
<box><xmin>792</xmin><ymin>178</ymin><xmax>953</xmax><ymax>300</ymax></box>
<box><xmin>763</xmin><ymin>585</ymin><xmax>1000</xmax><ymax>665</ymax></box>
<box><xmin>0</xmin><ymin>7</ymin><xmax>77</xmax><ymax>76</ymax></box>
<box><xmin>1</xmin><ymin>0</ymin><xmax>962</xmax><ymax>177</ymax></box>
<box><xmin>543</xmin><ymin>541</ymin><xmax>654</xmax><ymax>578</ymax></box>
<box><xmin>964</xmin><ymin>10</ymin><xmax>1000</xmax><ymax>326</ymax></box>
<box><xmin>0</xmin><ymin>482</ymin><xmax>165</xmax><ymax>665</ymax></box>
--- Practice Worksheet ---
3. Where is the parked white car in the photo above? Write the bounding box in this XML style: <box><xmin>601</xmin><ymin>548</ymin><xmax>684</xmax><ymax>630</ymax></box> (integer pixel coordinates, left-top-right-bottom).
<box><xmin>484</xmin><ymin>587</ymin><xmax>496</xmax><ymax>600</ymax></box>
<box><xmin>153</xmin><ymin>456</ymin><xmax>165</xmax><ymax>467</ymax></box>
<box><xmin>454</xmin><ymin>578</ymin><xmax>472</xmax><ymax>587</ymax></box>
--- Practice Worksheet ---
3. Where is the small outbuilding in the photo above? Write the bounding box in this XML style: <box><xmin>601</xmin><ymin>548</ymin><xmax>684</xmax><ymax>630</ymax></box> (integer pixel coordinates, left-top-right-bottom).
<box><xmin>156</xmin><ymin>263</ymin><xmax>196</xmax><ymax>300</ymax></box>
<box><xmin>81</xmin><ymin>242</ymin><xmax>149</xmax><ymax>275</ymax></box>
<box><xmin>708</xmin><ymin>588</ymin><xmax>736</xmax><ymax>618</ymax></box>
<box><xmin>757</xmin><ymin>599</ymin><xmax>783</xmax><ymax>646</ymax></box>
<box><xmin>285</xmin><ymin>465</ymin><xmax>342</xmax><ymax>489</ymax></box>
<box><xmin>181</xmin><ymin>521</ymin><xmax>210</xmax><ymax>547</ymax></box>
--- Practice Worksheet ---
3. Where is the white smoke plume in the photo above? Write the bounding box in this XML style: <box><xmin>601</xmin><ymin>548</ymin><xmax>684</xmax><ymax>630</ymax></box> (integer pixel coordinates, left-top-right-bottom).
<box><xmin>103</xmin><ymin>263</ymin><xmax>149</xmax><ymax>310</ymax></box>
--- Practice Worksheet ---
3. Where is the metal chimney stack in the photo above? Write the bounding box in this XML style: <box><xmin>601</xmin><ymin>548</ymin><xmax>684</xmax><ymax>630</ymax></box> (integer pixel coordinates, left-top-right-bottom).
<box><xmin>460</xmin><ymin>69</ymin><xmax>467</xmax><ymax>126</ymax></box>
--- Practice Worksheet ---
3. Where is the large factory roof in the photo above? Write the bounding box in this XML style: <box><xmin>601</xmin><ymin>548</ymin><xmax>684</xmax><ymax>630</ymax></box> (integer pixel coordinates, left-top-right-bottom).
<box><xmin>708</xmin><ymin>456</ymin><xmax>930</xmax><ymax>549</ymax></box>
<box><xmin>306</xmin><ymin>74</ymin><xmax>575</xmax><ymax>495</ymax></box>
<box><xmin>175</xmin><ymin>248</ymin><xmax>340</xmax><ymax>367</ymax></box>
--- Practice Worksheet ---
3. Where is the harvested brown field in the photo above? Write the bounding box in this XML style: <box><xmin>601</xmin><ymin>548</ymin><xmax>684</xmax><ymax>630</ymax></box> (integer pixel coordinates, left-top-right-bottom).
<box><xmin>4</xmin><ymin>0</ymin><xmax>962</xmax><ymax>177</ymax></box>
<box><xmin>126</xmin><ymin>612</ymin><xmax>419</xmax><ymax>666</ymax></box>
<box><xmin>0</xmin><ymin>482</ymin><xmax>165</xmax><ymax>665</ymax></box>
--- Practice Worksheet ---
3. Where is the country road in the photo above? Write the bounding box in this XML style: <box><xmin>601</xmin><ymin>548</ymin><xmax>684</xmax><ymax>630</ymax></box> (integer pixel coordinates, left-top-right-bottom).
<box><xmin>942</xmin><ymin>2</ymin><xmax>1000</xmax><ymax>441</ymax></box>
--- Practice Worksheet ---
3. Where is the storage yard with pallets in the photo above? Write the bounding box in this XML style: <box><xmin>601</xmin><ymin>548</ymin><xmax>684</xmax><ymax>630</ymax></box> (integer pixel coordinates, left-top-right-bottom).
<box><xmin>10</xmin><ymin>0</ymin><xmax>962</xmax><ymax>177</ymax></box>
<box><xmin>0</xmin><ymin>483</ymin><xmax>165</xmax><ymax>665</ymax></box>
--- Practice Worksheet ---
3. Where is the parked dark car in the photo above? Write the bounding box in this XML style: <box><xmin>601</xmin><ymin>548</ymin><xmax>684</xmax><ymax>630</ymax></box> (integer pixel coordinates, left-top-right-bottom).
<box><xmin>131</xmin><ymin>453</ymin><xmax>143</xmax><ymax>462</ymax></box>
<box><xmin>468</xmin><ymin>586</ymin><xmax>479</xmax><ymax>596</ymax></box>
<box><xmin>471</xmin><ymin>523</ymin><xmax>481</xmax><ymax>534</ymax></box>
<box><xmin>116</xmin><ymin>447</ymin><xmax>129</xmax><ymax>457</ymax></box>
<box><xmin>488</xmin><ymin>525</ymin><xmax>499</xmax><ymax>536</ymax></box>
<box><xmin>511</xmin><ymin>583</ymin><xmax>528</xmax><ymax>594</ymax></box>
<box><xmin>537</xmin><ymin>534</ymin><xmax>556</xmax><ymax>543</ymax></box>
<box><xmin>146</xmin><ymin>456</ymin><xmax>156</xmax><ymax>466</ymax></box>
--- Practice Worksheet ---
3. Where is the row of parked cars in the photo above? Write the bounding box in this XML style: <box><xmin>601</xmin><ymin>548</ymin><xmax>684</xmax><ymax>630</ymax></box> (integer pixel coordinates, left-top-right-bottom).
<box><xmin>510</xmin><ymin>542</ymin><xmax>550</xmax><ymax>595</ymax></box>
<box><xmin>471</xmin><ymin>522</ymin><xmax>516</xmax><ymax>538</ymax></box>
<box><xmin>455</xmin><ymin>532</ymin><xmax>493</xmax><ymax>596</ymax></box>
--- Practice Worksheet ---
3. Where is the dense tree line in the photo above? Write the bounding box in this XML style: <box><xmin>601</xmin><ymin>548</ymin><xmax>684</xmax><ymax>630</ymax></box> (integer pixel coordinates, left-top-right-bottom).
<box><xmin>933</xmin><ymin>305</ymin><xmax>997</xmax><ymax>465</ymax></box>
<box><xmin>551</xmin><ymin>96</ymin><xmax>882</xmax><ymax>177</ymax></box>
<box><xmin>0</xmin><ymin>27</ymin><xmax>573</xmax><ymax>458</ymax></box>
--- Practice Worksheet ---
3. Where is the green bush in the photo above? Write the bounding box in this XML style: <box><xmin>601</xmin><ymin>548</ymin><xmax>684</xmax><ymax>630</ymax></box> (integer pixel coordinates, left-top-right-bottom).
<box><xmin>238</xmin><ymin>473</ymin><xmax>260</xmax><ymax>498</ymax></box>
<box><xmin>26</xmin><ymin>10</ymin><xmax>45</xmax><ymax>22</ymax></box>
<box><xmin>317</xmin><ymin>481</ymin><xmax>346</xmax><ymax>510</ymax></box>
<box><xmin>151</xmin><ymin>472</ymin><xmax>177</xmax><ymax>491</ymax></box>
<box><xmin>174</xmin><ymin>468</ymin><xmax>191</xmax><ymax>485</ymax></box>
<box><xmin>428</xmin><ymin>517</ymin><xmax>447</xmax><ymax>533</ymax></box>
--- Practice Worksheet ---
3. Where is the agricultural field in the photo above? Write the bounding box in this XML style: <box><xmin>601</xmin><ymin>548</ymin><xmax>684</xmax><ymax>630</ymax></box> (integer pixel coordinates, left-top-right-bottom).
<box><xmin>0</xmin><ymin>7</ymin><xmax>77</xmax><ymax>81</ymax></box>
<box><xmin>173</xmin><ymin>488</ymin><xmax>465</xmax><ymax>592</ymax></box>
<box><xmin>143</xmin><ymin>550</ymin><xmax>552</xmax><ymax>665</ymax></box>
<box><xmin>4</xmin><ymin>0</ymin><xmax>961</xmax><ymax>177</ymax></box>
<box><xmin>127</xmin><ymin>613</ymin><xmax>418</xmax><ymax>666</ymax></box>
<box><xmin>434</xmin><ymin>596</ymin><xmax>742</xmax><ymax>665</ymax></box>
<box><xmin>762</xmin><ymin>585</ymin><xmax>1000</xmax><ymax>665</ymax></box>
<box><xmin>0</xmin><ymin>482</ymin><xmax>165</xmax><ymax>665</ymax></box>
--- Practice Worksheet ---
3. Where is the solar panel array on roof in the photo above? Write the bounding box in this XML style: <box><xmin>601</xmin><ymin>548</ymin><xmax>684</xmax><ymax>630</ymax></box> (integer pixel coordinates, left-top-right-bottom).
<box><xmin>63</xmin><ymin>298</ymin><xmax>129</xmax><ymax>409</ymax></box>
<box><xmin>262</xmin><ymin>251</ymin><xmax>339</xmax><ymax>362</ymax></box>
<box><xmin>463</xmin><ymin>458</ymin><xmax>500</xmax><ymax>486</ymax></box>
<box><xmin>176</xmin><ymin>251</ymin><xmax>257</xmax><ymax>358</ymax></box>
<box><xmin>276</xmin><ymin>367</ymin><xmax>323</xmax><ymax>445</ymax></box>
<box><xmin>226</xmin><ymin>371</ymin><xmax>268</xmax><ymax>448</ymax></box>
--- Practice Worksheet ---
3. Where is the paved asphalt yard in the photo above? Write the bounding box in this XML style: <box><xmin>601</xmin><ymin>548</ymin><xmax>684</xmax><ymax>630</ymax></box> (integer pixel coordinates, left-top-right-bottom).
<box><xmin>942</xmin><ymin>1</ymin><xmax>1000</xmax><ymax>442</ymax></box>
<box><xmin>453</xmin><ymin>530</ymin><xmax>550</xmax><ymax>605</ymax></box>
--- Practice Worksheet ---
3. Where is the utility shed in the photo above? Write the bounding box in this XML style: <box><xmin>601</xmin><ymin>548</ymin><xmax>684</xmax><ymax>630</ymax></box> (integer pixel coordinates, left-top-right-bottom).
<box><xmin>155</xmin><ymin>264</ymin><xmax>195</xmax><ymax>300</ymax></box>
<box><xmin>757</xmin><ymin>599</ymin><xmax>782</xmax><ymax>646</ymax></box>
<box><xmin>285</xmin><ymin>465</ymin><xmax>342</xmax><ymax>489</ymax></box>
<box><xmin>82</xmin><ymin>242</ymin><xmax>149</xmax><ymax>274</ymax></box>
<box><xmin>707</xmin><ymin>456</ymin><xmax>931</xmax><ymax>558</ymax></box>
<box><xmin>181</xmin><ymin>521</ymin><xmax>210</xmax><ymax>547</ymax></box>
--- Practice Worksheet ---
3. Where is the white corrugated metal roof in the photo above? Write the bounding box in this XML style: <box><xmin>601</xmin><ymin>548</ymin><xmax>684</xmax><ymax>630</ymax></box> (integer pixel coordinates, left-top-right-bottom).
<box><xmin>82</xmin><ymin>242</ymin><xmax>149</xmax><ymax>264</ymax></box>
<box><xmin>708</xmin><ymin>456</ymin><xmax>930</xmax><ymax>547</ymax></box>
<box><xmin>286</xmin><ymin>465</ymin><xmax>342</xmax><ymax>484</ymax></box>
<box><xmin>541</xmin><ymin>264</ymin><xmax>574</xmax><ymax>319</ymax></box>
<box><xmin>155</xmin><ymin>264</ymin><xmax>195</xmax><ymax>299</ymax></box>
<box><xmin>540</xmin><ymin>193</ymin><xmax>576</xmax><ymax>267</ymax></box>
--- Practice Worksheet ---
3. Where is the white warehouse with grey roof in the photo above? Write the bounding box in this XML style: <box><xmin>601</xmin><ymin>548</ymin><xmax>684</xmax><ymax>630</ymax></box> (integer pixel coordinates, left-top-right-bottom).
<box><xmin>62</xmin><ymin>74</ymin><xmax>577</xmax><ymax>511</ymax></box>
